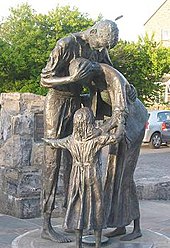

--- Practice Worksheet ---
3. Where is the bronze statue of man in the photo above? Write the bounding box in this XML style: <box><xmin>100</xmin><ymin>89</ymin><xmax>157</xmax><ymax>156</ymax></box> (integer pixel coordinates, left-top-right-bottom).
<box><xmin>40</xmin><ymin>19</ymin><xmax>119</xmax><ymax>243</ymax></box>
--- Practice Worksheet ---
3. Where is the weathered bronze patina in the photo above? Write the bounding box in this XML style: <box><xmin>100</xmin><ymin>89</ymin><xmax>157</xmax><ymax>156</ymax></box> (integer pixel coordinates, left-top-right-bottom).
<box><xmin>40</xmin><ymin>19</ymin><xmax>148</xmax><ymax>245</ymax></box>
<box><xmin>43</xmin><ymin>107</ymin><xmax>124</xmax><ymax>248</ymax></box>
<box><xmin>40</xmin><ymin>19</ymin><xmax>120</xmax><ymax>243</ymax></box>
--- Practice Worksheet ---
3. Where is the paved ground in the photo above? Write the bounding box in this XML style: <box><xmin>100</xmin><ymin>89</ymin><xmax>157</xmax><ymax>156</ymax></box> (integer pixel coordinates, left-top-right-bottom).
<box><xmin>135</xmin><ymin>144</ymin><xmax>170</xmax><ymax>183</ymax></box>
<box><xmin>0</xmin><ymin>200</ymin><xmax>170</xmax><ymax>248</ymax></box>
<box><xmin>134</xmin><ymin>145</ymin><xmax>170</xmax><ymax>200</ymax></box>
<box><xmin>0</xmin><ymin>145</ymin><xmax>170</xmax><ymax>247</ymax></box>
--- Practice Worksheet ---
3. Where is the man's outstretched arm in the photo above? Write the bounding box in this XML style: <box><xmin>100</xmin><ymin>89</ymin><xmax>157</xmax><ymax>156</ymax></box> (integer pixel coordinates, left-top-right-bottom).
<box><xmin>40</xmin><ymin>60</ymin><xmax>94</xmax><ymax>88</ymax></box>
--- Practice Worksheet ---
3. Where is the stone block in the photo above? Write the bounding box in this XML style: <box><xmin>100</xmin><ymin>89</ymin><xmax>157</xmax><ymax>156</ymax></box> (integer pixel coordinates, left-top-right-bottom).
<box><xmin>7</xmin><ymin>181</ymin><xmax>18</xmax><ymax>195</ymax></box>
<box><xmin>12</xmin><ymin>135</ymin><xmax>32</xmax><ymax>167</ymax></box>
<box><xmin>18</xmin><ymin>197</ymin><xmax>41</xmax><ymax>218</ymax></box>
<box><xmin>12</xmin><ymin>114</ymin><xmax>34</xmax><ymax>136</ymax></box>
<box><xmin>0</xmin><ymin>167</ymin><xmax>5</xmax><ymax>188</ymax></box>
<box><xmin>3</xmin><ymin>168</ymin><xmax>41</xmax><ymax>197</ymax></box>
<box><xmin>5</xmin><ymin>195</ymin><xmax>41</xmax><ymax>219</ymax></box>
<box><xmin>0</xmin><ymin>113</ymin><xmax>12</xmax><ymax>141</ymax></box>
<box><xmin>0</xmin><ymin>134</ymin><xmax>33</xmax><ymax>168</ymax></box>
<box><xmin>0</xmin><ymin>168</ymin><xmax>42</xmax><ymax>218</ymax></box>
<box><xmin>31</xmin><ymin>143</ymin><xmax>44</xmax><ymax>167</ymax></box>
<box><xmin>155</xmin><ymin>181</ymin><xmax>170</xmax><ymax>200</ymax></box>
<box><xmin>1</xmin><ymin>93</ymin><xmax>21</xmax><ymax>115</ymax></box>
<box><xmin>20</xmin><ymin>93</ymin><xmax>45</xmax><ymax>113</ymax></box>
<box><xmin>137</xmin><ymin>181</ymin><xmax>170</xmax><ymax>200</ymax></box>
<box><xmin>18</xmin><ymin>172</ymin><xmax>42</xmax><ymax>197</ymax></box>
<box><xmin>0</xmin><ymin>137</ymin><xmax>15</xmax><ymax>167</ymax></box>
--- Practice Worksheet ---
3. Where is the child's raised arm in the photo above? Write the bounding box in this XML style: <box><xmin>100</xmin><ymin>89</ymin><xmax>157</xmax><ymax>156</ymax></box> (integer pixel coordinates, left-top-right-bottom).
<box><xmin>42</xmin><ymin>138</ymin><xmax>68</xmax><ymax>149</ymax></box>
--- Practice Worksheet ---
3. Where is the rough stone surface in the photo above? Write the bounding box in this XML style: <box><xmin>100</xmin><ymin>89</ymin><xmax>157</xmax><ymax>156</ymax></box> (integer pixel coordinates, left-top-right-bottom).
<box><xmin>134</xmin><ymin>146</ymin><xmax>170</xmax><ymax>201</ymax></box>
<box><xmin>0</xmin><ymin>93</ymin><xmax>45</xmax><ymax>218</ymax></box>
<box><xmin>137</xmin><ymin>181</ymin><xmax>170</xmax><ymax>200</ymax></box>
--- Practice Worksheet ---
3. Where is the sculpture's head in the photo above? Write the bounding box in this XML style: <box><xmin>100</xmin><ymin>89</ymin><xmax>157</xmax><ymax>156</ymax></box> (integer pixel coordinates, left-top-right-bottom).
<box><xmin>69</xmin><ymin>57</ymin><xmax>94</xmax><ymax>83</ymax></box>
<box><xmin>88</xmin><ymin>19</ymin><xmax>119</xmax><ymax>50</ymax></box>
<box><xmin>73</xmin><ymin>107</ymin><xmax>95</xmax><ymax>141</ymax></box>
<box><xmin>69</xmin><ymin>58</ymin><xmax>91</xmax><ymax>75</ymax></box>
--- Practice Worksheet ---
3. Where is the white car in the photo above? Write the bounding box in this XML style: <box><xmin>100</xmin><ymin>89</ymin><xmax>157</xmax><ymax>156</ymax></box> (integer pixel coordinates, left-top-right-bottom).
<box><xmin>143</xmin><ymin>110</ymin><xmax>170</xmax><ymax>148</ymax></box>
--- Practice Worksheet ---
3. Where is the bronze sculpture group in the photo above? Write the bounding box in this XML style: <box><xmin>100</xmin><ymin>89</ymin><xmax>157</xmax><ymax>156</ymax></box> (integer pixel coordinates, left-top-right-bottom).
<box><xmin>40</xmin><ymin>19</ymin><xmax>148</xmax><ymax>247</ymax></box>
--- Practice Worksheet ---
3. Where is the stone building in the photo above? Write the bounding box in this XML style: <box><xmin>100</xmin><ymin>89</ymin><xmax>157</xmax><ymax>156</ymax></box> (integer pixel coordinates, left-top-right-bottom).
<box><xmin>144</xmin><ymin>0</ymin><xmax>170</xmax><ymax>105</ymax></box>
<box><xmin>144</xmin><ymin>0</ymin><xmax>170</xmax><ymax>48</ymax></box>
<box><xmin>0</xmin><ymin>93</ymin><xmax>45</xmax><ymax>218</ymax></box>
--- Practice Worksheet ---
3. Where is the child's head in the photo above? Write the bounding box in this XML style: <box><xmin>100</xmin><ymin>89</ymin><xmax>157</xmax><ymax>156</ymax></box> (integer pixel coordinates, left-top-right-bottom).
<box><xmin>73</xmin><ymin>107</ymin><xmax>95</xmax><ymax>140</ymax></box>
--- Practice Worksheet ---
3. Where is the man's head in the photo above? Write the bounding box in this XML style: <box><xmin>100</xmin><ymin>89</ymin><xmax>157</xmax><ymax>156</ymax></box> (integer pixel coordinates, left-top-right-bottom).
<box><xmin>88</xmin><ymin>19</ymin><xmax>119</xmax><ymax>50</ymax></box>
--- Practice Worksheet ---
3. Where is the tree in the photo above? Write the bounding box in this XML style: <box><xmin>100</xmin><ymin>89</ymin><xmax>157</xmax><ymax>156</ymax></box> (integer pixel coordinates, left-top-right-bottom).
<box><xmin>110</xmin><ymin>34</ymin><xmax>170</xmax><ymax>105</ymax></box>
<box><xmin>0</xmin><ymin>4</ymin><xmax>93</xmax><ymax>95</ymax></box>
<box><xmin>1</xmin><ymin>5</ymin><xmax>169</xmax><ymax>105</ymax></box>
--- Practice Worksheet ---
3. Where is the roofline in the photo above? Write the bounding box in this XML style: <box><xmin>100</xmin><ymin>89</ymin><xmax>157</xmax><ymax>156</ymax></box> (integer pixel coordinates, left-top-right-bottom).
<box><xmin>144</xmin><ymin>0</ymin><xmax>168</xmax><ymax>25</ymax></box>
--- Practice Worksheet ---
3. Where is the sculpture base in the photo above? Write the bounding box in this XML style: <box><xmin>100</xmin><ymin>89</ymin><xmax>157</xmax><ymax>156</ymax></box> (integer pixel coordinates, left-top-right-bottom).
<box><xmin>82</xmin><ymin>235</ymin><xmax>109</xmax><ymax>244</ymax></box>
<box><xmin>12</xmin><ymin>226</ymin><xmax>170</xmax><ymax>248</ymax></box>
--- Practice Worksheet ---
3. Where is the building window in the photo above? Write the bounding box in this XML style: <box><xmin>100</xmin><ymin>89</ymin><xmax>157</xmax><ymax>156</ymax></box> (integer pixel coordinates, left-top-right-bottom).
<box><xmin>161</xmin><ymin>30</ymin><xmax>170</xmax><ymax>41</ymax></box>
<box><xmin>34</xmin><ymin>112</ymin><xmax>44</xmax><ymax>142</ymax></box>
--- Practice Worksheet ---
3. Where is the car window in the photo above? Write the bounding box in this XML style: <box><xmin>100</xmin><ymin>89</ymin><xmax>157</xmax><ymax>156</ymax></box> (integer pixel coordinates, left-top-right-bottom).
<box><xmin>157</xmin><ymin>112</ymin><xmax>170</xmax><ymax>122</ymax></box>
<box><xmin>166</xmin><ymin>112</ymin><xmax>170</xmax><ymax>120</ymax></box>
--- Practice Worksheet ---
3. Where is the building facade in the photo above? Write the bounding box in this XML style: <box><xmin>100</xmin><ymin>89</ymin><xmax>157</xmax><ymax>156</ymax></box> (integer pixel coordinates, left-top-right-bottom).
<box><xmin>144</xmin><ymin>0</ymin><xmax>170</xmax><ymax>105</ymax></box>
<box><xmin>144</xmin><ymin>0</ymin><xmax>170</xmax><ymax>48</ymax></box>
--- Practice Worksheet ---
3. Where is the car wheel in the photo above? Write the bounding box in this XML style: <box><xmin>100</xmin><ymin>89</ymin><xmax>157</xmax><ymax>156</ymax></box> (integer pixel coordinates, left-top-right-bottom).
<box><xmin>149</xmin><ymin>132</ymin><xmax>161</xmax><ymax>149</ymax></box>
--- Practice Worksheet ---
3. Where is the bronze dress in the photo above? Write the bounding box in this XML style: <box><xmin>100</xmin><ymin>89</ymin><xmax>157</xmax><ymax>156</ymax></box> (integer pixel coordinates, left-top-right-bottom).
<box><xmin>51</xmin><ymin>133</ymin><xmax>115</xmax><ymax>230</ymax></box>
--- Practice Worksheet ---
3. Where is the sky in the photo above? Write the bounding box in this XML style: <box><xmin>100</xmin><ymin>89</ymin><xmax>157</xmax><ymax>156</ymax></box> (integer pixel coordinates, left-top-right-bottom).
<box><xmin>0</xmin><ymin>0</ymin><xmax>165</xmax><ymax>41</ymax></box>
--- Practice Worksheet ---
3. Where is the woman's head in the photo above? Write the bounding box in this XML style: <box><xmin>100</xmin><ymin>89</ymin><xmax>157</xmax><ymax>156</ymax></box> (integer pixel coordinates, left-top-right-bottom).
<box><xmin>69</xmin><ymin>58</ymin><xmax>92</xmax><ymax>75</ymax></box>
<box><xmin>69</xmin><ymin>58</ymin><xmax>95</xmax><ymax>84</ymax></box>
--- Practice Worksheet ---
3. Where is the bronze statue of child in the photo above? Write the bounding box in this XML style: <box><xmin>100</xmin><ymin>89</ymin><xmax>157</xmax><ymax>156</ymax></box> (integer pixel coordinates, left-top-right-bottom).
<box><xmin>43</xmin><ymin>107</ymin><xmax>124</xmax><ymax>248</ymax></box>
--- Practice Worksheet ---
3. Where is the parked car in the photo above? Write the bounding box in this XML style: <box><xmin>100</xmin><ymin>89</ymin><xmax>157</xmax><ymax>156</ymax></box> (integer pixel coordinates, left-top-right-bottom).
<box><xmin>143</xmin><ymin>110</ymin><xmax>170</xmax><ymax>149</ymax></box>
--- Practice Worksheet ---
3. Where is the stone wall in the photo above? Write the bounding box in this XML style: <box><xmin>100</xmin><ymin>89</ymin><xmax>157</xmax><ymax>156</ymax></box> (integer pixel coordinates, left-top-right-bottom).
<box><xmin>0</xmin><ymin>93</ymin><xmax>45</xmax><ymax>218</ymax></box>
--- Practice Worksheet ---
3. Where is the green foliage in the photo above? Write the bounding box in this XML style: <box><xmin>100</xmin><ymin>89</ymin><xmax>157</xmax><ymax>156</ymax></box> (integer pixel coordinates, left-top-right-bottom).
<box><xmin>0</xmin><ymin>3</ymin><xmax>93</xmax><ymax>95</ymax></box>
<box><xmin>109</xmin><ymin>34</ymin><xmax>170</xmax><ymax>105</ymax></box>
<box><xmin>0</xmin><ymin>3</ymin><xmax>169</xmax><ymax>107</ymax></box>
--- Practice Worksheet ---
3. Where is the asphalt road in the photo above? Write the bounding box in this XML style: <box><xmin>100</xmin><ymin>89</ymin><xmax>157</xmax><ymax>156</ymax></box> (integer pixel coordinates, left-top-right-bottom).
<box><xmin>135</xmin><ymin>144</ymin><xmax>170</xmax><ymax>183</ymax></box>
<box><xmin>102</xmin><ymin>144</ymin><xmax>170</xmax><ymax>183</ymax></box>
